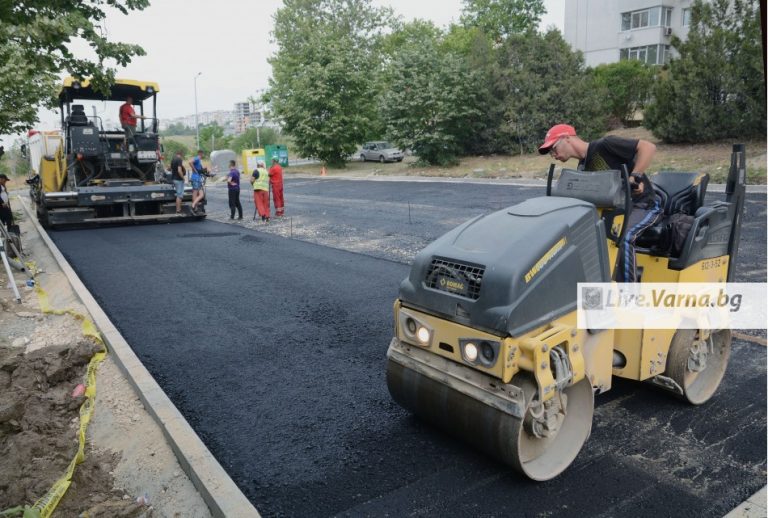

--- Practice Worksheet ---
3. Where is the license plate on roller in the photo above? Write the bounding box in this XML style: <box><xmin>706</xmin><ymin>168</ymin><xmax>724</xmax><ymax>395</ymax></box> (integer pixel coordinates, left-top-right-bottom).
<box><xmin>137</xmin><ymin>151</ymin><xmax>155</xmax><ymax>160</ymax></box>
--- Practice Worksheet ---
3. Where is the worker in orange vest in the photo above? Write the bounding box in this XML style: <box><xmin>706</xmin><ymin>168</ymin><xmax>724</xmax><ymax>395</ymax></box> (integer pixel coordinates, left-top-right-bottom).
<box><xmin>268</xmin><ymin>157</ymin><xmax>285</xmax><ymax>217</ymax></box>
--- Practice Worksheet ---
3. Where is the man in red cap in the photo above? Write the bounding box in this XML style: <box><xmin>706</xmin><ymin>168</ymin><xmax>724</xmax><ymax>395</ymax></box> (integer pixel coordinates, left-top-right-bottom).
<box><xmin>539</xmin><ymin>124</ymin><xmax>660</xmax><ymax>282</ymax></box>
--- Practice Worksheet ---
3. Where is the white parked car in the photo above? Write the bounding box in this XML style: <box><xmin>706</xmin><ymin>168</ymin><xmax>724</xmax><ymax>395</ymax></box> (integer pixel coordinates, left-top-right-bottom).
<box><xmin>360</xmin><ymin>141</ymin><xmax>404</xmax><ymax>163</ymax></box>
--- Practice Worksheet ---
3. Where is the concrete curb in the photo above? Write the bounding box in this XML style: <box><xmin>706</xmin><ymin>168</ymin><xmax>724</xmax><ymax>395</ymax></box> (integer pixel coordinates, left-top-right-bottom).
<box><xmin>724</xmin><ymin>486</ymin><xmax>768</xmax><ymax>518</ymax></box>
<box><xmin>19</xmin><ymin>197</ymin><xmax>260</xmax><ymax>518</ymax></box>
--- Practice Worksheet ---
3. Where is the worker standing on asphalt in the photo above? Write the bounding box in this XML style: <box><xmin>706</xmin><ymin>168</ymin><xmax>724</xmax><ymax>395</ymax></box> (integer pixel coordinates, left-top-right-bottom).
<box><xmin>268</xmin><ymin>157</ymin><xmax>284</xmax><ymax>217</ymax></box>
<box><xmin>251</xmin><ymin>161</ymin><xmax>270</xmax><ymax>223</ymax></box>
<box><xmin>170</xmin><ymin>150</ymin><xmax>186</xmax><ymax>214</ymax></box>
<box><xmin>189</xmin><ymin>150</ymin><xmax>206</xmax><ymax>213</ymax></box>
<box><xmin>227</xmin><ymin>160</ymin><xmax>243</xmax><ymax>220</ymax></box>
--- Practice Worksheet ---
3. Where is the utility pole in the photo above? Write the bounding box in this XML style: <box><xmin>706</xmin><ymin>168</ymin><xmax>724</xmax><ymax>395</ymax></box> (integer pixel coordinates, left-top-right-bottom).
<box><xmin>193</xmin><ymin>72</ymin><xmax>202</xmax><ymax>150</ymax></box>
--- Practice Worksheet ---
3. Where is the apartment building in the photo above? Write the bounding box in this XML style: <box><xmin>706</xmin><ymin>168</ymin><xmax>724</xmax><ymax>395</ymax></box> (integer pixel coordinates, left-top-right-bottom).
<box><xmin>564</xmin><ymin>1</ymin><xmax>695</xmax><ymax>67</ymax></box>
<box><xmin>234</xmin><ymin>100</ymin><xmax>268</xmax><ymax>133</ymax></box>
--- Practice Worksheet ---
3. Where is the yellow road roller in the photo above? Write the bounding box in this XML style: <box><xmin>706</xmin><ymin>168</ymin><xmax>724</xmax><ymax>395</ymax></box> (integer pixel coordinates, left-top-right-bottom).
<box><xmin>386</xmin><ymin>145</ymin><xmax>747</xmax><ymax>481</ymax></box>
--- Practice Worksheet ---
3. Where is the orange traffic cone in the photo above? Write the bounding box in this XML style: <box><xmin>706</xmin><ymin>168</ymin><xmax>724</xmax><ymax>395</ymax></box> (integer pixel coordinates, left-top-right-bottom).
<box><xmin>320</xmin><ymin>166</ymin><xmax>327</xmax><ymax>176</ymax></box>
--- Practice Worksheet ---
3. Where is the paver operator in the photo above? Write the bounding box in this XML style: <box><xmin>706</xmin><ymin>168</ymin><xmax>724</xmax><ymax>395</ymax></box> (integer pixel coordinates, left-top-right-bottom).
<box><xmin>118</xmin><ymin>95</ymin><xmax>146</xmax><ymax>150</ymax></box>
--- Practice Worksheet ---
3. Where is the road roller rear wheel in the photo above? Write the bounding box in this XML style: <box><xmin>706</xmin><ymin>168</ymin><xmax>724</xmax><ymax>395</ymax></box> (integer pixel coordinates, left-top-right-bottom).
<box><xmin>386</xmin><ymin>359</ymin><xmax>594</xmax><ymax>481</ymax></box>
<box><xmin>665</xmin><ymin>329</ymin><xmax>731</xmax><ymax>405</ymax></box>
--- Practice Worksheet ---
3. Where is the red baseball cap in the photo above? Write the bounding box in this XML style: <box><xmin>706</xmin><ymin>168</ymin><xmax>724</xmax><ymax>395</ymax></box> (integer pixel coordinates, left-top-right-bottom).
<box><xmin>539</xmin><ymin>124</ymin><xmax>576</xmax><ymax>154</ymax></box>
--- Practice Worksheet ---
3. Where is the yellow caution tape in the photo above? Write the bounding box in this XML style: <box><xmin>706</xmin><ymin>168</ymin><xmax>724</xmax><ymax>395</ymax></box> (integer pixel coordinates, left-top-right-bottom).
<box><xmin>7</xmin><ymin>263</ymin><xmax>108</xmax><ymax>518</ymax></box>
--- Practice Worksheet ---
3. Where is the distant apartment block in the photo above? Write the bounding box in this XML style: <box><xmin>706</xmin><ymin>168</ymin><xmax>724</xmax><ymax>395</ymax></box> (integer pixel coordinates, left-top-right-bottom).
<box><xmin>234</xmin><ymin>100</ymin><xmax>267</xmax><ymax>133</ymax></box>
<box><xmin>160</xmin><ymin>100</ymin><xmax>274</xmax><ymax>135</ymax></box>
<box><xmin>160</xmin><ymin>110</ymin><xmax>234</xmax><ymax>131</ymax></box>
<box><xmin>564</xmin><ymin>0</ymin><xmax>695</xmax><ymax>67</ymax></box>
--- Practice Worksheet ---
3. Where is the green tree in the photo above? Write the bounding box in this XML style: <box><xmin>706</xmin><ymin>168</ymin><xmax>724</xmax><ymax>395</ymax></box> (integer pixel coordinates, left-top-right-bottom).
<box><xmin>591</xmin><ymin>60</ymin><xmax>656</xmax><ymax>126</ymax></box>
<box><xmin>231</xmin><ymin>128</ymin><xmax>281</xmax><ymax>154</ymax></box>
<box><xmin>0</xmin><ymin>0</ymin><xmax>149</xmax><ymax>134</ymax></box>
<box><xmin>161</xmin><ymin>139</ymin><xmax>190</xmax><ymax>160</ymax></box>
<box><xmin>266</xmin><ymin>0</ymin><xmax>393</xmax><ymax>167</ymax></box>
<box><xmin>441</xmin><ymin>24</ymin><xmax>500</xmax><ymax>155</ymax></box>
<box><xmin>161</xmin><ymin>122</ymin><xmax>195</xmax><ymax>136</ymax></box>
<box><xmin>382</xmin><ymin>40</ymin><xmax>484</xmax><ymax>166</ymax></box>
<box><xmin>198</xmin><ymin>123</ymin><xmax>225</xmax><ymax>153</ymax></box>
<box><xmin>492</xmin><ymin>29</ymin><xmax>608</xmax><ymax>154</ymax></box>
<box><xmin>460</xmin><ymin>0</ymin><xmax>545</xmax><ymax>41</ymax></box>
<box><xmin>644</xmin><ymin>0</ymin><xmax>764</xmax><ymax>142</ymax></box>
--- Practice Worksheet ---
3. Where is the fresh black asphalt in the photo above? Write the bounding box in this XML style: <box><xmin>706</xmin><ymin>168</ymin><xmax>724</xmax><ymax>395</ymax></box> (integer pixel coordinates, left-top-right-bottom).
<box><xmin>51</xmin><ymin>179</ymin><xmax>766</xmax><ymax>517</ymax></box>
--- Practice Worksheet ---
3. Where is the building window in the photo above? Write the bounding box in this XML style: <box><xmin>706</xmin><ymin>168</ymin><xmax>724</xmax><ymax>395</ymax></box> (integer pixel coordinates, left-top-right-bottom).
<box><xmin>663</xmin><ymin>7</ymin><xmax>672</xmax><ymax>27</ymax></box>
<box><xmin>621</xmin><ymin>6</ymin><xmax>673</xmax><ymax>31</ymax></box>
<box><xmin>682</xmin><ymin>8</ymin><xmax>691</xmax><ymax>26</ymax></box>
<box><xmin>620</xmin><ymin>44</ymin><xmax>671</xmax><ymax>65</ymax></box>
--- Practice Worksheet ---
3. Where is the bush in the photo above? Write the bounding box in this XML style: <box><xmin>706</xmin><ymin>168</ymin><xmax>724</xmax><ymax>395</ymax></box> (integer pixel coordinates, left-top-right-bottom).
<box><xmin>591</xmin><ymin>60</ymin><xmax>655</xmax><ymax>126</ymax></box>
<box><xmin>161</xmin><ymin>139</ymin><xmax>189</xmax><ymax>159</ymax></box>
<box><xmin>645</xmin><ymin>0</ymin><xmax>765</xmax><ymax>142</ymax></box>
<box><xmin>491</xmin><ymin>29</ymin><xmax>609</xmax><ymax>154</ymax></box>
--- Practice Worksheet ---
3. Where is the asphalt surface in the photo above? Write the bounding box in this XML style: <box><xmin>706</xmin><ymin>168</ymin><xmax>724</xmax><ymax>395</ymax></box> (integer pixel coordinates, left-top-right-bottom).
<box><xmin>51</xmin><ymin>178</ymin><xmax>766</xmax><ymax>517</ymax></box>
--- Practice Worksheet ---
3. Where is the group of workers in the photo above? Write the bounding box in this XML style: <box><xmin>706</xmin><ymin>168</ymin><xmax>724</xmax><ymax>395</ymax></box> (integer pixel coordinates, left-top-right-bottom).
<box><xmin>228</xmin><ymin>156</ymin><xmax>284</xmax><ymax>221</ymax></box>
<box><xmin>168</xmin><ymin>148</ymin><xmax>284</xmax><ymax>221</ymax></box>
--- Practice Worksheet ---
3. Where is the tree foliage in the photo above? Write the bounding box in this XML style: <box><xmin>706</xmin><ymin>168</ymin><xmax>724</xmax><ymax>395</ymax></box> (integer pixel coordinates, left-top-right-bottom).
<box><xmin>198</xmin><ymin>123</ymin><xmax>227</xmax><ymax>153</ymax></box>
<box><xmin>382</xmin><ymin>37</ymin><xmax>484</xmax><ymax>166</ymax></box>
<box><xmin>230</xmin><ymin>127</ymin><xmax>281</xmax><ymax>153</ymax></box>
<box><xmin>492</xmin><ymin>30</ymin><xmax>608</xmax><ymax>154</ymax></box>
<box><xmin>266</xmin><ymin>0</ymin><xmax>392</xmax><ymax>167</ymax></box>
<box><xmin>0</xmin><ymin>0</ymin><xmax>149</xmax><ymax>134</ymax></box>
<box><xmin>460</xmin><ymin>0</ymin><xmax>545</xmax><ymax>41</ymax></box>
<box><xmin>591</xmin><ymin>60</ymin><xmax>656</xmax><ymax>126</ymax></box>
<box><xmin>161</xmin><ymin>139</ymin><xmax>190</xmax><ymax>161</ymax></box>
<box><xmin>644</xmin><ymin>0</ymin><xmax>765</xmax><ymax>142</ymax></box>
<box><xmin>161</xmin><ymin>122</ymin><xmax>195</xmax><ymax>136</ymax></box>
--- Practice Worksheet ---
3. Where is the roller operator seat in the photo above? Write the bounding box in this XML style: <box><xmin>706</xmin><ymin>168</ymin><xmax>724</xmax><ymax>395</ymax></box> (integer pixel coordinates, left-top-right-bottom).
<box><xmin>635</xmin><ymin>171</ymin><xmax>710</xmax><ymax>255</ymax></box>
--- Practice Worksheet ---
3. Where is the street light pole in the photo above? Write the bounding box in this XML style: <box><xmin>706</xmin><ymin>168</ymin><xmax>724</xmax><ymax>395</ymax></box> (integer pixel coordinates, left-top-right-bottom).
<box><xmin>193</xmin><ymin>72</ymin><xmax>202</xmax><ymax>150</ymax></box>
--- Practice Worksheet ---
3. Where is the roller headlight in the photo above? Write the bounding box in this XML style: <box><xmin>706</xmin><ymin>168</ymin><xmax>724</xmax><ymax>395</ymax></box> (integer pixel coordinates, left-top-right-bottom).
<box><xmin>398</xmin><ymin>310</ymin><xmax>433</xmax><ymax>348</ymax></box>
<box><xmin>460</xmin><ymin>338</ymin><xmax>500</xmax><ymax>367</ymax></box>
<box><xmin>464</xmin><ymin>342</ymin><xmax>478</xmax><ymax>362</ymax></box>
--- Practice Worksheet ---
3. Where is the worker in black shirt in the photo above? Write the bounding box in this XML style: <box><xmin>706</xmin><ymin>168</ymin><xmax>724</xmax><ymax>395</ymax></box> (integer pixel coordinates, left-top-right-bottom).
<box><xmin>170</xmin><ymin>150</ymin><xmax>186</xmax><ymax>214</ymax></box>
<box><xmin>539</xmin><ymin>124</ymin><xmax>661</xmax><ymax>282</ymax></box>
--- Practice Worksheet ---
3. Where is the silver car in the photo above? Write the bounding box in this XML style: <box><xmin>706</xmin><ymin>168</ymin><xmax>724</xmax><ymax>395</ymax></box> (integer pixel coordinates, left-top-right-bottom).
<box><xmin>360</xmin><ymin>141</ymin><xmax>404</xmax><ymax>163</ymax></box>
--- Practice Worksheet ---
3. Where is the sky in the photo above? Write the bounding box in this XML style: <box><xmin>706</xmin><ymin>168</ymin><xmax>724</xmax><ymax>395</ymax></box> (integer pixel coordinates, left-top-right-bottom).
<box><xmin>32</xmin><ymin>0</ymin><xmax>564</xmax><ymax>129</ymax></box>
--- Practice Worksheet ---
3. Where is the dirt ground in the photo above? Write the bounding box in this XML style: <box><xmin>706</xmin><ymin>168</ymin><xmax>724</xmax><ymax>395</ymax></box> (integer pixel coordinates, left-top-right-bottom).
<box><xmin>0</xmin><ymin>204</ymin><xmax>211</xmax><ymax>517</ymax></box>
